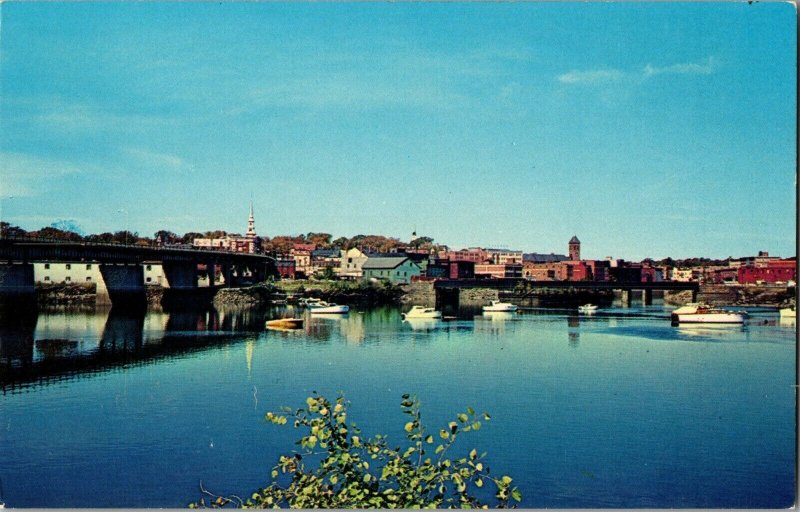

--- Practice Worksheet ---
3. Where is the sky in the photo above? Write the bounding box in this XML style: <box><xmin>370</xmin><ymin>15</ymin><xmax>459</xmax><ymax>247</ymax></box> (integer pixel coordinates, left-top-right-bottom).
<box><xmin>0</xmin><ymin>2</ymin><xmax>796</xmax><ymax>260</ymax></box>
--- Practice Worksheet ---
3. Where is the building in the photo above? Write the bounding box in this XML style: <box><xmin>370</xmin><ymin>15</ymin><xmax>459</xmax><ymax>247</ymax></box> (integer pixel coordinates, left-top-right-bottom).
<box><xmin>568</xmin><ymin>236</ymin><xmax>581</xmax><ymax>261</ymax></box>
<box><xmin>275</xmin><ymin>259</ymin><xmax>296</xmax><ymax>280</ymax></box>
<box><xmin>485</xmin><ymin>249</ymin><xmax>523</xmax><ymax>265</ymax></box>
<box><xmin>310</xmin><ymin>248</ymin><xmax>341</xmax><ymax>276</ymax></box>
<box><xmin>291</xmin><ymin>243</ymin><xmax>315</xmax><ymax>278</ymax></box>
<box><xmin>192</xmin><ymin>203</ymin><xmax>261</xmax><ymax>254</ymax></box>
<box><xmin>738</xmin><ymin>258</ymin><xmax>796</xmax><ymax>284</ymax></box>
<box><xmin>339</xmin><ymin>248</ymin><xmax>370</xmax><ymax>279</ymax></box>
<box><xmin>474</xmin><ymin>263</ymin><xmax>523</xmax><ymax>279</ymax></box>
<box><xmin>425</xmin><ymin>259</ymin><xmax>475</xmax><ymax>280</ymax></box>
<box><xmin>362</xmin><ymin>257</ymin><xmax>421</xmax><ymax>284</ymax></box>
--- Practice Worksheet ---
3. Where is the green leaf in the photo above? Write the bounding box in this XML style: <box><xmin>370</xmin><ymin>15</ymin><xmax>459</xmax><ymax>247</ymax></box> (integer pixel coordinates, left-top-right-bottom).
<box><xmin>471</xmin><ymin>421</ymin><xmax>481</xmax><ymax>431</ymax></box>
<box><xmin>469</xmin><ymin>448</ymin><xmax>477</xmax><ymax>460</ymax></box>
<box><xmin>425</xmin><ymin>435</ymin><xmax>434</xmax><ymax>444</ymax></box>
<box><xmin>475</xmin><ymin>478</ymin><xmax>484</xmax><ymax>488</ymax></box>
<box><xmin>457</xmin><ymin>413</ymin><xmax>468</xmax><ymax>423</ymax></box>
<box><xmin>404</xmin><ymin>422</ymin><xmax>415</xmax><ymax>433</ymax></box>
<box><xmin>501</xmin><ymin>475</ymin><xmax>513</xmax><ymax>485</ymax></box>
<box><xmin>466</xmin><ymin>406</ymin><xmax>475</xmax><ymax>416</ymax></box>
<box><xmin>435</xmin><ymin>445</ymin><xmax>445</xmax><ymax>455</ymax></box>
<box><xmin>511</xmin><ymin>487</ymin><xmax>522</xmax><ymax>502</ymax></box>
<box><xmin>483</xmin><ymin>413</ymin><xmax>491</xmax><ymax>420</ymax></box>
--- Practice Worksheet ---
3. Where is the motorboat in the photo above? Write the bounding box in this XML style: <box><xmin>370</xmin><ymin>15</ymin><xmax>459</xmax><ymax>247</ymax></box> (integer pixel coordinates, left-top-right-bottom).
<box><xmin>402</xmin><ymin>305</ymin><xmax>442</xmax><ymax>319</ymax></box>
<box><xmin>779</xmin><ymin>306</ymin><xmax>796</xmax><ymax>318</ymax></box>
<box><xmin>482</xmin><ymin>300</ymin><xmax>518</xmax><ymax>312</ymax></box>
<box><xmin>578</xmin><ymin>304</ymin><xmax>598</xmax><ymax>313</ymax></box>
<box><xmin>308</xmin><ymin>301</ymin><xmax>349</xmax><ymax>314</ymax></box>
<box><xmin>671</xmin><ymin>303</ymin><xmax>747</xmax><ymax>324</ymax></box>
<box><xmin>266</xmin><ymin>318</ymin><xmax>304</xmax><ymax>330</ymax></box>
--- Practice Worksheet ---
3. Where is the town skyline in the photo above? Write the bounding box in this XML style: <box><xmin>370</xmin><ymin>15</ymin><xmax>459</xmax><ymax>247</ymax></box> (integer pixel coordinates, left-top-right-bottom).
<box><xmin>1</xmin><ymin>2</ymin><xmax>796</xmax><ymax>260</ymax></box>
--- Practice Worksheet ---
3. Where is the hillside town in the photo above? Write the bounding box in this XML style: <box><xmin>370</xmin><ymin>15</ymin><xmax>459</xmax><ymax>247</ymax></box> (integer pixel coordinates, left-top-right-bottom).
<box><xmin>168</xmin><ymin>206</ymin><xmax>798</xmax><ymax>288</ymax></box>
<box><xmin>3</xmin><ymin>206</ymin><xmax>795</xmax><ymax>289</ymax></box>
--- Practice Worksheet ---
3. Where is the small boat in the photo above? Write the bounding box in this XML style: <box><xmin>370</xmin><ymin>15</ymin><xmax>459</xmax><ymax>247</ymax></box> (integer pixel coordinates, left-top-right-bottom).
<box><xmin>266</xmin><ymin>318</ymin><xmax>304</xmax><ymax>329</ymax></box>
<box><xmin>671</xmin><ymin>303</ymin><xmax>747</xmax><ymax>324</ymax></box>
<box><xmin>578</xmin><ymin>304</ymin><xmax>598</xmax><ymax>313</ymax></box>
<box><xmin>308</xmin><ymin>302</ymin><xmax>349</xmax><ymax>314</ymax></box>
<box><xmin>779</xmin><ymin>306</ymin><xmax>796</xmax><ymax>318</ymax></box>
<box><xmin>482</xmin><ymin>300</ymin><xmax>518</xmax><ymax>312</ymax></box>
<box><xmin>402</xmin><ymin>305</ymin><xmax>442</xmax><ymax>319</ymax></box>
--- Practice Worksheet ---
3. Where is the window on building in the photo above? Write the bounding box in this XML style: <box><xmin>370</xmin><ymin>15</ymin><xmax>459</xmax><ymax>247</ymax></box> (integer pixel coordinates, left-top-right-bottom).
<box><xmin>44</xmin><ymin>263</ymin><xmax>50</xmax><ymax>269</ymax></box>
<box><xmin>44</xmin><ymin>276</ymin><xmax>50</xmax><ymax>282</ymax></box>
<box><xmin>146</xmin><ymin>265</ymin><xmax>152</xmax><ymax>271</ymax></box>
<box><xmin>65</xmin><ymin>276</ymin><xmax>71</xmax><ymax>282</ymax></box>
<box><xmin>86</xmin><ymin>264</ymin><xmax>92</xmax><ymax>270</ymax></box>
<box><xmin>66</xmin><ymin>264</ymin><xmax>71</xmax><ymax>270</ymax></box>
<box><xmin>86</xmin><ymin>277</ymin><xmax>92</xmax><ymax>282</ymax></box>
<box><xmin>146</xmin><ymin>277</ymin><xmax>152</xmax><ymax>283</ymax></box>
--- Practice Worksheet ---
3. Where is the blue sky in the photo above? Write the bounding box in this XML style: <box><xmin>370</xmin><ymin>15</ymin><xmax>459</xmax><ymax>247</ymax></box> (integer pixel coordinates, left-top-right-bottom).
<box><xmin>0</xmin><ymin>2</ymin><xmax>796</xmax><ymax>260</ymax></box>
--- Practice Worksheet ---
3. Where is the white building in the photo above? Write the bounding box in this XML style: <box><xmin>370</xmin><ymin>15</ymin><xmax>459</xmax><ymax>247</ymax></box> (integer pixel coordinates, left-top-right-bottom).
<box><xmin>339</xmin><ymin>248</ymin><xmax>370</xmax><ymax>279</ymax></box>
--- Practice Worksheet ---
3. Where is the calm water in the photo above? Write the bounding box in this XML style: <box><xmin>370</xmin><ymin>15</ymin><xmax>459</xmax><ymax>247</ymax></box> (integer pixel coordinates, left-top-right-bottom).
<box><xmin>0</xmin><ymin>304</ymin><xmax>795</xmax><ymax>508</ymax></box>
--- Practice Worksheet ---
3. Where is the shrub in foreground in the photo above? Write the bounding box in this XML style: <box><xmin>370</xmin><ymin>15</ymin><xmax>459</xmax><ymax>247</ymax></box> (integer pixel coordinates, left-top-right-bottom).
<box><xmin>191</xmin><ymin>393</ymin><xmax>520</xmax><ymax>508</ymax></box>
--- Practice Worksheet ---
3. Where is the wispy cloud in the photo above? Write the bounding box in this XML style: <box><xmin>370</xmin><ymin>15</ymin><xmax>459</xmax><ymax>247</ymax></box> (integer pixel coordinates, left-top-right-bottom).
<box><xmin>0</xmin><ymin>152</ymin><xmax>85</xmax><ymax>197</ymax></box>
<box><xmin>643</xmin><ymin>57</ymin><xmax>717</xmax><ymax>77</ymax></box>
<box><xmin>123</xmin><ymin>147</ymin><xmax>189</xmax><ymax>173</ymax></box>
<box><xmin>557</xmin><ymin>69</ymin><xmax>626</xmax><ymax>85</ymax></box>
<box><xmin>558</xmin><ymin>57</ymin><xmax>718</xmax><ymax>85</ymax></box>
<box><xmin>7</xmin><ymin>96</ymin><xmax>177</xmax><ymax>133</ymax></box>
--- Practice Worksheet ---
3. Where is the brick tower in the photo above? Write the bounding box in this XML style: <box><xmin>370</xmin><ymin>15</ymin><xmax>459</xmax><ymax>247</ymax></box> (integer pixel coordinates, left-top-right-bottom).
<box><xmin>568</xmin><ymin>236</ymin><xmax>581</xmax><ymax>261</ymax></box>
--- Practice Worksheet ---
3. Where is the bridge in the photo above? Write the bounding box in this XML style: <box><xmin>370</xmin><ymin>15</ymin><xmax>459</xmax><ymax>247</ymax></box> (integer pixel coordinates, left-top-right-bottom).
<box><xmin>0</xmin><ymin>239</ymin><xmax>277</xmax><ymax>305</ymax></box>
<box><xmin>433</xmin><ymin>278</ymin><xmax>699</xmax><ymax>305</ymax></box>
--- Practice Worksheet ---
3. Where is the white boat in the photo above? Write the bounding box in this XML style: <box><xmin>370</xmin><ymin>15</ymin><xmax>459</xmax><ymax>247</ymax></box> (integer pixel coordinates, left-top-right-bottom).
<box><xmin>482</xmin><ymin>300</ymin><xmax>518</xmax><ymax>312</ymax></box>
<box><xmin>671</xmin><ymin>303</ymin><xmax>747</xmax><ymax>324</ymax></box>
<box><xmin>779</xmin><ymin>306</ymin><xmax>796</xmax><ymax>318</ymax></box>
<box><xmin>308</xmin><ymin>301</ymin><xmax>349</xmax><ymax>314</ymax></box>
<box><xmin>402</xmin><ymin>305</ymin><xmax>442</xmax><ymax>319</ymax></box>
<box><xmin>578</xmin><ymin>304</ymin><xmax>598</xmax><ymax>313</ymax></box>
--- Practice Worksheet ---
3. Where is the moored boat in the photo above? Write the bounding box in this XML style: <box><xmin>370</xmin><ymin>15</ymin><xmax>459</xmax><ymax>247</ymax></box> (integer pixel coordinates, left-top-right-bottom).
<box><xmin>671</xmin><ymin>303</ymin><xmax>747</xmax><ymax>324</ymax></box>
<box><xmin>402</xmin><ymin>305</ymin><xmax>442</xmax><ymax>319</ymax></box>
<box><xmin>482</xmin><ymin>300</ymin><xmax>518</xmax><ymax>312</ymax></box>
<box><xmin>266</xmin><ymin>318</ymin><xmax>304</xmax><ymax>330</ymax></box>
<box><xmin>578</xmin><ymin>304</ymin><xmax>598</xmax><ymax>313</ymax></box>
<box><xmin>308</xmin><ymin>302</ymin><xmax>349</xmax><ymax>314</ymax></box>
<box><xmin>779</xmin><ymin>306</ymin><xmax>796</xmax><ymax>318</ymax></box>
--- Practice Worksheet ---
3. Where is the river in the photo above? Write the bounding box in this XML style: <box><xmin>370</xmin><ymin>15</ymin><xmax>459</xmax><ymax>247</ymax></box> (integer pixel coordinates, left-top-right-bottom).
<box><xmin>0</xmin><ymin>304</ymin><xmax>795</xmax><ymax>508</ymax></box>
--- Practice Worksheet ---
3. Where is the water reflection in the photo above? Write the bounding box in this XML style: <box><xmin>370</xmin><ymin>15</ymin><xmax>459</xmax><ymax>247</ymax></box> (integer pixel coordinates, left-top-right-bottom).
<box><xmin>0</xmin><ymin>306</ymin><xmax>270</xmax><ymax>391</ymax></box>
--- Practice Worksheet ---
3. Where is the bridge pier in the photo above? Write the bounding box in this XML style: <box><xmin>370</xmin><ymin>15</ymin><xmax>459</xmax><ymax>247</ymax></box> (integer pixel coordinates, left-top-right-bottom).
<box><xmin>98</xmin><ymin>264</ymin><xmax>146</xmax><ymax>308</ymax></box>
<box><xmin>162</xmin><ymin>263</ymin><xmax>198</xmax><ymax>290</ymax></box>
<box><xmin>0</xmin><ymin>263</ymin><xmax>35</xmax><ymax>299</ymax></box>
<box><xmin>644</xmin><ymin>289</ymin><xmax>653</xmax><ymax>305</ymax></box>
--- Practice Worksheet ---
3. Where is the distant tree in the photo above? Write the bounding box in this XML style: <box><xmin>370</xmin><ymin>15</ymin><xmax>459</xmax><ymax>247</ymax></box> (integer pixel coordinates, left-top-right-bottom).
<box><xmin>331</xmin><ymin>236</ymin><xmax>348</xmax><ymax>249</ymax></box>
<box><xmin>112</xmin><ymin>230</ymin><xmax>138</xmax><ymax>245</ymax></box>
<box><xmin>409</xmin><ymin>236</ymin><xmax>434</xmax><ymax>248</ymax></box>
<box><xmin>0</xmin><ymin>222</ymin><xmax>27</xmax><ymax>239</ymax></box>
<box><xmin>85</xmin><ymin>232</ymin><xmax>116</xmax><ymax>244</ymax></box>
<box><xmin>32</xmin><ymin>226</ymin><xmax>83</xmax><ymax>242</ymax></box>
<box><xmin>204</xmin><ymin>230</ymin><xmax>228</xmax><ymax>239</ymax></box>
<box><xmin>154</xmin><ymin>230</ymin><xmax>178</xmax><ymax>245</ymax></box>
<box><xmin>263</xmin><ymin>236</ymin><xmax>298</xmax><ymax>257</ymax></box>
<box><xmin>306</xmin><ymin>232</ymin><xmax>332</xmax><ymax>248</ymax></box>
<box><xmin>181</xmin><ymin>232</ymin><xmax>205</xmax><ymax>245</ymax></box>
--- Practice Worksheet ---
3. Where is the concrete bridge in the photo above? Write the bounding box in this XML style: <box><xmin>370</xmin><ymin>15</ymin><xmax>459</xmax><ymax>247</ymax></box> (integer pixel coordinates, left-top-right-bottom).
<box><xmin>433</xmin><ymin>278</ymin><xmax>699</xmax><ymax>306</ymax></box>
<box><xmin>0</xmin><ymin>239</ymin><xmax>276</xmax><ymax>305</ymax></box>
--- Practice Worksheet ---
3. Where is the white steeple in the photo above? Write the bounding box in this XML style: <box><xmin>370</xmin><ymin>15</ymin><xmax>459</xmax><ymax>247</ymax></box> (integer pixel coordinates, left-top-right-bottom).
<box><xmin>246</xmin><ymin>202</ymin><xmax>256</xmax><ymax>237</ymax></box>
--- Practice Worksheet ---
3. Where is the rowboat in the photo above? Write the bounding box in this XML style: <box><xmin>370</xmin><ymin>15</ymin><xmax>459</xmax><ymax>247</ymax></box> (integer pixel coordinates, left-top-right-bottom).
<box><xmin>402</xmin><ymin>305</ymin><xmax>442</xmax><ymax>319</ymax></box>
<box><xmin>265</xmin><ymin>318</ymin><xmax>304</xmax><ymax>330</ymax></box>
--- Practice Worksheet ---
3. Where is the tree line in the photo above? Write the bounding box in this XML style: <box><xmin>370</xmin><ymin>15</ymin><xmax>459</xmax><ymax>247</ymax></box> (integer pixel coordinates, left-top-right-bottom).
<box><xmin>0</xmin><ymin>222</ymin><xmax>444</xmax><ymax>255</ymax></box>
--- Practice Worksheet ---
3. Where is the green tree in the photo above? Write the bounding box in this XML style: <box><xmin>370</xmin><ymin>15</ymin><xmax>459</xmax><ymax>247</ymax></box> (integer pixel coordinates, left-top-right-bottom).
<box><xmin>192</xmin><ymin>393</ymin><xmax>520</xmax><ymax>509</ymax></box>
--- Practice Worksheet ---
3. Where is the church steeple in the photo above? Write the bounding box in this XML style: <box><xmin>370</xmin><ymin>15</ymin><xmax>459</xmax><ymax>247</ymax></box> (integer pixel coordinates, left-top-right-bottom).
<box><xmin>246</xmin><ymin>202</ymin><xmax>256</xmax><ymax>237</ymax></box>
